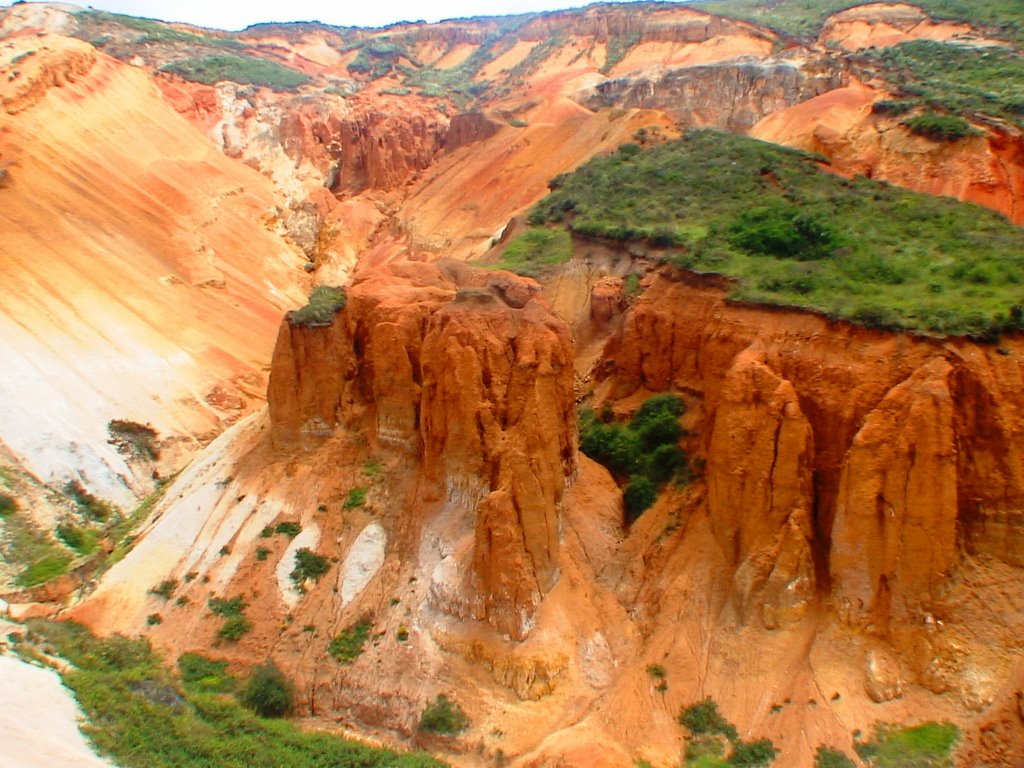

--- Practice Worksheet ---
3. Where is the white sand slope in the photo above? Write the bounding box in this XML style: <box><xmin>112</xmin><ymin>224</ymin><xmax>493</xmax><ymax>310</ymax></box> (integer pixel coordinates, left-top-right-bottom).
<box><xmin>0</xmin><ymin>654</ymin><xmax>115</xmax><ymax>768</ymax></box>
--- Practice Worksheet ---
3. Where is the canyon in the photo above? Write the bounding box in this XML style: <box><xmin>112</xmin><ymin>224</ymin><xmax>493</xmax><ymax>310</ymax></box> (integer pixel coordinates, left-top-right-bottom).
<box><xmin>2</xmin><ymin>2</ymin><xmax>1024</xmax><ymax>767</ymax></box>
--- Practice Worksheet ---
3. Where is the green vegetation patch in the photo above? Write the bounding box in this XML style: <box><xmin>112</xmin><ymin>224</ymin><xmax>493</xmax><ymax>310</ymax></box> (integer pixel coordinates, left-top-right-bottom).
<box><xmin>178</xmin><ymin>652</ymin><xmax>236</xmax><ymax>693</ymax></box>
<box><xmin>530</xmin><ymin>130</ymin><xmax>1024</xmax><ymax>336</ymax></box>
<box><xmin>343</xmin><ymin>487</ymin><xmax>368</xmax><ymax>509</ymax></box>
<box><xmin>815</xmin><ymin>746</ymin><xmax>856</xmax><ymax>768</ymax></box>
<box><xmin>76</xmin><ymin>10</ymin><xmax>245</xmax><ymax>49</ymax></box>
<box><xmin>22</xmin><ymin>620</ymin><xmax>444</xmax><ymax>768</ymax></box>
<box><xmin>692</xmin><ymin>0</ymin><xmax>1024</xmax><ymax>44</ymax></box>
<box><xmin>679</xmin><ymin>698</ymin><xmax>778</xmax><ymax>766</ymax></box>
<box><xmin>290</xmin><ymin>548</ymin><xmax>330</xmax><ymax>589</ymax></box>
<box><xmin>161</xmin><ymin>54</ymin><xmax>309</xmax><ymax>91</ymax></box>
<box><xmin>854</xmin><ymin>722</ymin><xmax>960</xmax><ymax>767</ymax></box>
<box><xmin>418</xmin><ymin>694</ymin><xmax>470</xmax><ymax>735</ymax></box>
<box><xmin>903</xmin><ymin>113</ymin><xmax>981</xmax><ymax>141</ymax></box>
<box><xmin>865</xmin><ymin>41</ymin><xmax>1024</xmax><ymax>128</ymax></box>
<box><xmin>238</xmin><ymin>660</ymin><xmax>293</xmax><ymax>718</ymax></box>
<box><xmin>329</xmin><ymin>619</ymin><xmax>372</xmax><ymax>664</ymax></box>
<box><xmin>56</xmin><ymin>522</ymin><xmax>99</xmax><ymax>556</ymax></box>
<box><xmin>579</xmin><ymin>393</ymin><xmax>688</xmax><ymax>523</ymax></box>
<box><xmin>287</xmin><ymin>286</ymin><xmax>347</xmax><ymax>327</ymax></box>
<box><xmin>490</xmin><ymin>227</ymin><xmax>573</xmax><ymax>277</ymax></box>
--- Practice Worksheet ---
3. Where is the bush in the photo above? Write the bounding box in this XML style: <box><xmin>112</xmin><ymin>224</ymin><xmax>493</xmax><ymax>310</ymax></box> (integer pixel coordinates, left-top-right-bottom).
<box><xmin>815</xmin><ymin>746</ymin><xmax>855</xmax><ymax>768</ymax></box>
<box><xmin>729</xmin><ymin>204</ymin><xmax>838</xmax><ymax>260</ymax></box>
<box><xmin>65</xmin><ymin>480</ymin><xmax>114</xmax><ymax>521</ymax></box>
<box><xmin>287</xmin><ymin>286</ymin><xmax>347</xmax><ymax>327</ymax></box>
<box><xmin>579</xmin><ymin>393</ymin><xmax>689</xmax><ymax>524</ymax></box>
<box><xmin>178</xmin><ymin>652</ymin><xmax>236</xmax><ymax>692</ymax></box>
<box><xmin>344</xmin><ymin>488</ymin><xmax>367</xmax><ymax>509</ymax></box>
<box><xmin>730</xmin><ymin>738</ymin><xmax>777</xmax><ymax>766</ymax></box>
<box><xmin>854</xmin><ymin>721</ymin><xmax>960</xmax><ymax>767</ymax></box>
<box><xmin>329</xmin><ymin>619</ymin><xmax>372</xmax><ymax>664</ymax></box>
<box><xmin>903</xmin><ymin>113</ymin><xmax>980</xmax><ymax>141</ymax></box>
<box><xmin>679</xmin><ymin>698</ymin><xmax>739</xmax><ymax>741</ymax></box>
<box><xmin>56</xmin><ymin>522</ymin><xmax>99</xmax><ymax>555</ymax></box>
<box><xmin>146</xmin><ymin>613</ymin><xmax>163</xmax><ymax>626</ymax></box>
<box><xmin>0</xmin><ymin>491</ymin><xmax>18</xmax><ymax>515</ymax></box>
<box><xmin>623</xmin><ymin>476</ymin><xmax>657</xmax><ymax>522</ymax></box>
<box><xmin>290</xmin><ymin>548</ymin><xmax>330</xmax><ymax>589</ymax></box>
<box><xmin>208</xmin><ymin>595</ymin><xmax>246</xmax><ymax>617</ymax></box>
<box><xmin>107</xmin><ymin>420</ymin><xmax>159</xmax><ymax>461</ymax></box>
<box><xmin>217</xmin><ymin>615</ymin><xmax>253</xmax><ymax>642</ymax></box>
<box><xmin>18</xmin><ymin>555</ymin><xmax>71</xmax><ymax>587</ymax></box>
<box><xmin>274</xmin><ymin>521</ymin><xmax>302</xmax><ymax>538</ymax></box>
<box><xmin>238</xmin><ymin>660</ymin><xmax>293</xmax><ymax>717</ymax></box>
<box><xmin>149</xmin><ymin>579</ymin><xmax>178</xmax><ymax>600</ymax></box>
<box><xmin>419</xmin><ymin>694</ymin><xmax>469</xmax><ymax>735</ymax></box>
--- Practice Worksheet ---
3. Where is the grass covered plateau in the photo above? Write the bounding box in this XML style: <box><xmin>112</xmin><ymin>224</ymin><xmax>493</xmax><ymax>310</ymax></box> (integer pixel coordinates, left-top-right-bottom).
<box><xmin>528</xmin><ymin>130</ymin><xmax>1024</xmax><ymax>336</ymax></box>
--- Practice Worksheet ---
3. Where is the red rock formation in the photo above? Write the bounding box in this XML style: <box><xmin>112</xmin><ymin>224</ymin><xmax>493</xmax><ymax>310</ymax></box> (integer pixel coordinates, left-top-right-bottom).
<box><xmin>268</xmin><ymin>260</ymin><xmax>575</xmax><ymax>638</ymax></box>
<box><xmin>597</xmin><ymin>271</ymin><xmax>1024</xmax><ymax>640</ymax></box>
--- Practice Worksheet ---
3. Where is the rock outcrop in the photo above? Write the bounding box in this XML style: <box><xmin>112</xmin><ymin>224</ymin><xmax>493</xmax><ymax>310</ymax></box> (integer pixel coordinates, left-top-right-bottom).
<box><xmin>269</xmin><ymin>260</ymin><xmax>576</xmax><ymax>638</ymax></box>
<box><xmin>598</xmin><ymin>272</ymin><xmax>1024</xmax><ymax>639</ymax></box>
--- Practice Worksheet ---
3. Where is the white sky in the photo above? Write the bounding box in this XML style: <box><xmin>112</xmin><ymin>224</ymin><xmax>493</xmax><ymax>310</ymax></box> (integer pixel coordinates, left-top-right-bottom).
<box><xmin>1</xmin><ymin>0</ymin><xmax>658</xmax><ymax>31</ymax></box>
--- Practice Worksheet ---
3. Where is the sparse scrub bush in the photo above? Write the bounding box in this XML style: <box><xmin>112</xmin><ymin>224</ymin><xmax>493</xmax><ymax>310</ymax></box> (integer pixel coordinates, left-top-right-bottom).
<box><xmin>854</xmin><ymin>721</ymin><xmax>959</xmax><ymax>767</ymax></box>
<box><xmin>903</xmin><ymin>113</ymin><xmax>980</xmax><ymax>141</ymax></box>
<box><xmin>208</xmin><ymin>595</ymin><xmax>246</xmax><ymax>617</ymax></box>
<box><xmin>107</xmin><ymin>420</ymin><xmax>159</xmax><ymax>460</ymax></box>
<box><xmin>490</xmin><ymin>226</ymin><xmax>573</xmax><ymax>277</ymax></box>
<box><xmin>344</xmin><ymin>488</ymin><xmax>367</xmax><ymax>509</ymax></box>
<box><xmin>149</xmin><ymin>579</ymin><xmax>178</xmax><ymax>600</ymax></box>
<box><xmin>217</xmin><ymin>614</ymin><xmax>253</xmax><ymax>642</ymax></box>
<box><xmin>815</xmin><ymin>746</ymin><xmax>856</xmax><ymax>768</ymax></box>
<box><xmin>161</xmin><ymin>54</ymin><xmax>309</xmax><ymax>90</ymax></box>
<box><xmin>238</xmin><ymin>660</ymin><xmax>293</xmax><ymax>717</ymax></box>
<box><xmin>290</xmin><ymin>548</ymin><xmax>330</xmax><ymax>589</ymax></box>
<box><xmin>274</xmin><ymin>521</ymin><xmax>302</xmax><ymax>537</ymax></box>
<box><xmin>56</xmin><ymin>522</ymin><xmax>99</xmax><ymax>556</ymax></box>
<box><xmin>0</xmin><ymin>491</ymin><xmax>17</xmax><ymax>515</ymax></box>
<box><xmin>287</xmin><ymin>286</ymin><xmax>347</xmax><ymax>327</ymax></box>
<box><xmin>65</xmin><ymin>480</ymin><xmax>114</xmax><ymax>521</ymax></box>
<box><xmin>177</xmin><ymin>652</ymin><xmax>236</xmax><ymax>692</ymax></box>
<box><xmin>679</xmin><ymin>698</ymin><xmax>739</xmax><ymax>741</ymax></box>
<box><xmin>329</xmin><ymin>619</ymin><xmax>372</xmax><ymax>664</ymax></box>
<box><xmin>419</xmin><ymin>694</ymin><xmax>470</xmax><ymax>735</ymax></box>
<box><xmin>18</xmin><ymin>555</ymin><xmax>71</xmax><ymax>587</ymax></box>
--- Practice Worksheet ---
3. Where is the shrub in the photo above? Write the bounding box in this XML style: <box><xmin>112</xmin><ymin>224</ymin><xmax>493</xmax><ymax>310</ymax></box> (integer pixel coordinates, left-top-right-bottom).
<box><xmin>146</xmin><ymin>613</ymin><xmax>163</xmax><ymax>626</ymax></box>
<box><xmin>208</xmin><ymin>596</ymin><xmax>246</xmax><ymax>617</ymax></box>
<box><xmin>329</xmin><ymin>619</ymin><xmax>372</xmax><ymax>664</ymax></box>
<box><xmin>56</xmin><ymin>522</ymin><xmax>99</xmax><ymax>555</ymax></box>
<box><xmin>419</xmin><ymin>694</ymin><xmax>469</xmax><ymax>735</ymax></box>
<box><xmin>149</xmin><ymin>579</ymin><xmax>178</xmax><ymax>600</ymax></box>
<box><xmin>255</xmin><ymin>546</ymin><xmax>270</xmax><ymax>562</ymax></box>
<box><xmin>178</xmin><ymin>652</ymin><xmax>236</xmax><ymax>692</ymax></box>
<box><xmin>238</xmin><ymin>660</ymin><xmax>293</xmax><ymax>717</ymax></box>
<box><xmin>730</xmin><ymin>738</ymin><xmax>777</xmax><ymax>766</ymax></box>
<box><xmin>491</xmin><ymin>226</ymin><xmax>573</xmax><ymax>276</ymax></box>
<box><xmin>729</xmin><ymin>204</ymin><xmax>837</xmax><ymax>260</ymax></box>
<box><xmin>679</xmin><ymin>698</ymin><xmax>739</xmax><ymax>741</ymax></box>
<box><xmin>107</xmin><ymin>420</ymin><xmax>159</xmax><ymax>461</ymax></box>
<box><xmin>161</xmin><ymin>54</ymin><xmax>309</xmax><ymax>90</ymax></box>
<box><xmin>65</xmin><ymin>480</ymin><xmax>114</xmax><ymax>521</ymax></box>
<box><xmin>903</xmin><ymin>113</ymin><xmax>980</xmax><ymax>141</ymax></box>
<box><xmin>814</xmin><ymin>746</ymin><xmax>855</xmax><ymax>768</ymax></box>
<box><xmin>274</xmin><ymin>521</ymin><xmax>302</xmax><ymax>537</ymax></box>
<box><xmin>871</xmin><ymin>100</ymin><xmax>914</xmax><ymax>116</ymax></box>
<box><xmin>18</xmin><ymin>555</ymin><xmax>71</xmax><ymax>587</ymax></box>
<box><xmin>290</xmin><ymin>548</ymin><xmax>330</xmax><ymax>588</ymax></box>
<box><xmin>854</xmin><ymin>721</ymin><xmax>960</xmax><ymax>767</ymax></box>
<box><xmin>217</xmin><ymin>615</ymin><xmax>253</xmax><ymax>642</ymax></box>
<box><xmin>343</xmin><ymin>488</ymin><xmax>367</xmax><ymax>510</ymax></box>
<box><xmin>579</xmin><ymin>393</ymin><xmax>690</xmax><ymax>524</ymax></box>
<box><xmin>287</xmin><ymin>285</ymin><xmax>347</xmax><ymax>327</ymax></box>
<box><xmin>646</xmin><ymin>663</ymin><xmax>667</xmax><ymax>678</ymax></box>
<box><xmin>0</xmin><ymin>491</ymin><xmax>18</xmax><ymax>515</ymax></box>
<box><xmin>623</xmin><ymin>476</ymin><xmax>657</xmax><ymax>522</ymax></box>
